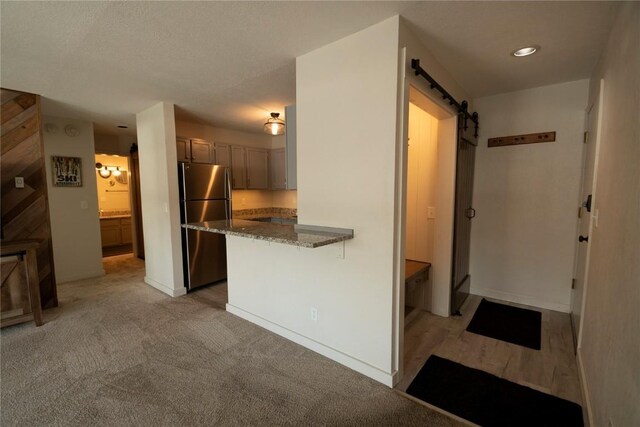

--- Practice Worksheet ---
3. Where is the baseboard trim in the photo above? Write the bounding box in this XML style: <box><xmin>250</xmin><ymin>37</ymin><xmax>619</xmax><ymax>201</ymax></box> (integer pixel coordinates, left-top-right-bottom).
<box><xmin>226</xmin><ymin>303</ymin><xmax>395</xmax><ymax>387</ymax></box>
<box><xmin>57</xmin><ymin>269</ymin><xmax>105</xmax><ymax>284</ymax></box>
<box><xmin>470</xmin><ymin>286</ymin><xmax>570</xmax><ymax>313</ymax></box>
<box><xmin>144</xmin><ymin>276</ymin><xmax>186</xmax><ymax>297</ymax></box>
<box><xmin>576</xmin><ymin>350</ymin><xmax>593</xmax><ymax>426</ymax></box>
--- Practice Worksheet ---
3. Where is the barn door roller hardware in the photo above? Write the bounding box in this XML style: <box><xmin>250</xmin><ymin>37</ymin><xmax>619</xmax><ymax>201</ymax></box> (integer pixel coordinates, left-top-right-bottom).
<box><xmin>411</xmin><ymin>58</ymin><xmax>479</xmax><ymax>137</ymax></box>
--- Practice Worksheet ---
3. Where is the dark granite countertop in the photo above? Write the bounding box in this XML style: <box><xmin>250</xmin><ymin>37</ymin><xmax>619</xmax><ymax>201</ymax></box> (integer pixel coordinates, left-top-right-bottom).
<box><xmin>182</xmin><ymin>219</ymin><xmax>353</xmax><ymax>248</ymax></box>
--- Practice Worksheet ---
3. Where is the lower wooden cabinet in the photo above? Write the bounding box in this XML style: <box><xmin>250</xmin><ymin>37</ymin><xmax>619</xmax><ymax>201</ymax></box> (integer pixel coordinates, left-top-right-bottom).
<box><xmin>100</xmin><ymin>217</ymin><xmax>133</xmax><ymax>248</ymax></box>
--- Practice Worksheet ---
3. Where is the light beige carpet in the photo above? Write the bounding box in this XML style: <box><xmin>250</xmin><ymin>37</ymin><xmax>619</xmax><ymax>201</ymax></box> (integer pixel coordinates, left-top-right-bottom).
<box><xmin>1</xmin><ymin>255</ymin><xmax>461</xmax><ymax>426</ymax></box>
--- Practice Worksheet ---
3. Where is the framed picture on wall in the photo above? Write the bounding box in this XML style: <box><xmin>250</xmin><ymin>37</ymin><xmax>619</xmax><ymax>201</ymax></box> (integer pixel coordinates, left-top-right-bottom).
<box><xmin>52</xmin><ymin>156</ymin><xmax>82</xmax><ymax>187</ymax></box>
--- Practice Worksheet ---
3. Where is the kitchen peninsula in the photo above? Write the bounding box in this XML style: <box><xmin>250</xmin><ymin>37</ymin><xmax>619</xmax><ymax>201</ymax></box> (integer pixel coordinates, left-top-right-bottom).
<box><xmin>183</xmin><ymin>219</ymin><xmax>353</xmax><ymax>248</ymax></box>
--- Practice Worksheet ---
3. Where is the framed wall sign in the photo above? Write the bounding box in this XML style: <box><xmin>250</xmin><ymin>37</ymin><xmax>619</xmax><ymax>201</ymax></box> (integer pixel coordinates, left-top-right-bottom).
<box><xmin>51</xmin><ymin>156</ymin><xmax>82</xmax><ymax>187</ymax></box>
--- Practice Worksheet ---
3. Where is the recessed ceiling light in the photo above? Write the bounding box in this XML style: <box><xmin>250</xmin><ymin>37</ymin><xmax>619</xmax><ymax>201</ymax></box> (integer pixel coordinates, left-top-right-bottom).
<box><xmin>117</xmin><ymin>125</ymin><xmax>128</xmax><ymax>129</ymax></box>
<box><xmin>512</xmin><ymin>46</ymin><xmax>539</xmax><ymax>57</ymax></box>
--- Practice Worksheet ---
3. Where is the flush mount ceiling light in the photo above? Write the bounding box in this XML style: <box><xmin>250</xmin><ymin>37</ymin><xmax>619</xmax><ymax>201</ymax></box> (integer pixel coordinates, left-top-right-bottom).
<box><xmin>512</xmin><ymin>45</ymin><xmax>540</xmax><ymax>57</ymax></box>
<box><xmin>264</xmin><ymin>112</ymin><xmax>285</xmax><ymax>136</ymax></box>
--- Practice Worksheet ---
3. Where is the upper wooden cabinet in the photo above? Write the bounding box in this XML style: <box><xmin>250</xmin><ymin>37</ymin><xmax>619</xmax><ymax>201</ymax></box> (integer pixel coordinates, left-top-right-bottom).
<box><xmin>246</xmin><ymin>148</ymin><xmax>269</xmax><ymax>190</ymax></box>
<box><xmin>176</xmin><ymin>137</ymin><xmax>214</xmax><ymax>164</ymax></box>
<box><xmin>177</xmin><ymin>134</ymin><xmax>295</xmax><ymax>192</ymax></box>
<box><xmin>270</xmin><ymin>148</ymin><xmax>286</xmax><ymax>190</ymax></box>
<box><xmin>230</xmin><ymin>146</ymin><xmax>247</xmax><ymax>189</ymax></box>
<box><xmin>215</xmin><ymin>143</ymin><xmax>231</xmax><ymax>167</ymax></box>
<box><xmin>190</xmin><ymin>138</ymin><xmax>214</xmax><ymax>164</ymax></box>
<box><xmin>176</xmin><ymin>137</ymin><xmax>191</xmax><ymax>163</ymax></box>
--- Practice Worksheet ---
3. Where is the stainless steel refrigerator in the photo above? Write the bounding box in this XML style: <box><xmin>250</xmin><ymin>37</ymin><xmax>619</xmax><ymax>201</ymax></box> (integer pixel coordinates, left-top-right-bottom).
<box><xmin>179</xmin><ymin>163</ymin><xmax>231</xmax><ymax>291</ymax></box>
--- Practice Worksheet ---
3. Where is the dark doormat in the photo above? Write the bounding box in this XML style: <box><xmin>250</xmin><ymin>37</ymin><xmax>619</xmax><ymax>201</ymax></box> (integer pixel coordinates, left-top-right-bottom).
<box><xmin>466</xmin><ymin>298</ymin><xmax>542</xmax><ymax>350</ymax></box>
<box><xmin>406</xmin><ymin>355</ymin><xmax>583</xmax><ymax>427</ymax></box>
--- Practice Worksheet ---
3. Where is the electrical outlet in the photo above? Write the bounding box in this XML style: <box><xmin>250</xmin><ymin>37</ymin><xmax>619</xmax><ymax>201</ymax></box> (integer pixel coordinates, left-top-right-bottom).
<box><xmin>15</xmin><ymin>177</ymin><xmax>24</xmax><ymax>188</ymax></box>
<box><xmin>310</xmin><ymin>307</ymin><xmax>318</xmax><ymax>322</ymax></box>
<box><xmin>80</xmin><ymin>201</ymin><xmax>88</xmax><ymax>210</ymax></box>
<box><xmin>427</xmin><ymin>206</ymin><xmax>436</xmax><ymax>219</ymax></box>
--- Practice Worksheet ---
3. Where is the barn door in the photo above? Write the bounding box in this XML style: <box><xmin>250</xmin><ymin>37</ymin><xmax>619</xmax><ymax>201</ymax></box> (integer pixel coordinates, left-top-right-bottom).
<box><xmin>451</xmin><ymin>112</ymin><xmax>478</xmax><ymax>314</ymax></box>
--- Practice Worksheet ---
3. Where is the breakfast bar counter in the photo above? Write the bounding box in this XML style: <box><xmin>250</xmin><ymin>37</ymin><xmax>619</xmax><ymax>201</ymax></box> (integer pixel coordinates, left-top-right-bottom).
<box><xmin>183</xmin><ymin>219</ymin><xmax>353</xmax><ymax>248</ymax></box>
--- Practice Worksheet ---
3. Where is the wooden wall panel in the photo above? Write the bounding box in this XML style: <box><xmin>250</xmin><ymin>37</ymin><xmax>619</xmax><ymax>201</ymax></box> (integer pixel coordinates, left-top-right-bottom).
<box><xmin>1</xmin><ymin>88</ymin><xmax>57</xmax><ymax>308</ymax></box>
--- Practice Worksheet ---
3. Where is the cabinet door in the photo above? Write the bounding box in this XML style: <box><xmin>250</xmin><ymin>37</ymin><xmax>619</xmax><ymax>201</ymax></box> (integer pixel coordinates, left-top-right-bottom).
<box><xmin>100</xmin><ymin>220</ymin><xmax>122</xmax><ymax>247</ymax></box>
<box><xmin>176</xmin><ymin>137</ymin><xmax>191</xmax><ymax>163</ymax></box>
<box><xmin>247</xmin><ymin>148</ymin><xmax>269</xmax><ymax>189</ymax></box>
<box><xmin>190</xmin><ymin>138</ymin><xmax>214</xmax><ymax>164</ymax></box>
<box><xmin>215</xmin><ymin>143</ymin><xmax>231</xmax><ymax>167</ymax></box>
<box><xmin>230</xmin><ymin>146</ymin><xmax>247</xmax><ymax>189</ymax></box>
<box><xmin>121</xmin><ymin>224</ymin><xmax>133</xmax><ymax>244</ymax></box>
<box><xmin>120</xmin><ymin>217</ymin><xmax>132</xmax><ymax>244</ymax></box>
<box><xmin>270</xmin><ymin>148</ymin><xmax>286</xmax><ymax>189</ymax></box>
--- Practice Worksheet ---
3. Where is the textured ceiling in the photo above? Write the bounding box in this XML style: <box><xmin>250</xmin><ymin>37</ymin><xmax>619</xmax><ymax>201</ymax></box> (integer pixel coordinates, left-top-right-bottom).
<box><xmin>1</xmin><ymin>1</ymin><xmax>617</xmax><ymax>135</ymax></box>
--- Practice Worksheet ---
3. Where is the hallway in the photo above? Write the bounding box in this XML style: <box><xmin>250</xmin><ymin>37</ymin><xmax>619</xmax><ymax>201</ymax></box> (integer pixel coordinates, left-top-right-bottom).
<box><xmin>398</xmin><ymin>295</ymin><xmax>582</xmax><ymax>409</ymax></box>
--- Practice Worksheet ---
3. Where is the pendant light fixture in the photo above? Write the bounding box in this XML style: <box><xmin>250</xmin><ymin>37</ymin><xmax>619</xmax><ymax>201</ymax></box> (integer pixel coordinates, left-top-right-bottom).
<box><xmin>264</xmin><ymin>112</ymin><xmax>285</xmax><ymax>136</ymax></box>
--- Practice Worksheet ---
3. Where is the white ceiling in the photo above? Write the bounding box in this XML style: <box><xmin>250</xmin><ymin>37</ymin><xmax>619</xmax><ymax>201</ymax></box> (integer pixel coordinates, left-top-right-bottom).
<box><xmin>1</xmin><ymin>1</ymin><xmax>617</xmax><ymax>136</ymax></box>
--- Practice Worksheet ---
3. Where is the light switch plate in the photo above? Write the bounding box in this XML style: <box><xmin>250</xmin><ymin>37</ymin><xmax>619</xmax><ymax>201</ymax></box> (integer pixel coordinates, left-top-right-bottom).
<box><xmin>427</xmin><ymin>206</ymin><xmax>436</xmax><ymax>219</ymax></box>
<box><xmin>80</xmin><ymin>201</ymin><xmax>88</xmax><ymax>210</ymax></box>
<box><xmin>15</xmin><ymin>177</ymin><xmax>24</xmax><ymax>188</ymax></box>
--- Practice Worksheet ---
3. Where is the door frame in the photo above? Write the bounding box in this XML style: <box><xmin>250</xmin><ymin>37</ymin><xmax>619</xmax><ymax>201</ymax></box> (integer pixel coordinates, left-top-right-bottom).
<box><xmin>572</xmin><ymin>79</ymin><xmax>604</xmax><ymax>350</ymax></box>
<box><xmin>393</xmin><ymin>48</ymin><xmax>459</xmax><ymax>386</ymax></box>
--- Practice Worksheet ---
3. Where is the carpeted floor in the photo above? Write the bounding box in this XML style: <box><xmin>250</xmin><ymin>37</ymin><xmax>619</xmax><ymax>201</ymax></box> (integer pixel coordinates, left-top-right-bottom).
<box><xmin>1</xmin><ymin>255</ymin><xmax>461</xmax><ymax>426</ymax></box>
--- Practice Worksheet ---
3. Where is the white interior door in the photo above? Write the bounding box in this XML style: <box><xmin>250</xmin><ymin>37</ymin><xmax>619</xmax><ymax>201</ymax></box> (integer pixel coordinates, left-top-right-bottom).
<box><xmin>571</xmin><ymin>79</ymin><xmax>604</xmax><ymax>348</ymax></box>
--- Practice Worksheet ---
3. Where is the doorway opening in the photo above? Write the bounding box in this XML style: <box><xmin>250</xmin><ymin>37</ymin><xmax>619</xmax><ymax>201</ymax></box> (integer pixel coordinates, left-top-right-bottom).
<box><xmin>396</xmin><ymin>84</ymin><xmax>458</xmax><ymax>388</ymax></box>
<box><xmin>95</xmin><ymin>153</ymin><xmax>134</xmax><ymax>258</ymax></box>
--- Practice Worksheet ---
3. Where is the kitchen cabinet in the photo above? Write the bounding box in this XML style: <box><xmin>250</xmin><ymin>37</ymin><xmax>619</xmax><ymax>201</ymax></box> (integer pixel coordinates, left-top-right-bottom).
<box><xmin>230</xmin><ymin>146</ymin><xmax>247</xmax><ymax>189</ymax></box>
<box><xmin>176</xmin><ymin>137</ymin><xmax>191</xmax><ymax>163</ymax></box>
<box><xmin>285</xmin><ymin>104</ymin><xmax>297</xmax><ymax>190</ymax></box>
<box><xmin>270</xmin><ymin>148</ymin><xmax>286</xmax><ymax>189</ymax></box>
<box><xmin>176</xmin><ymin>137</ymin><xmax>214</xmax><ymax>164</ymax></box>
<box><xmin>246</xmin><ymin>148</ymin><xmax>269</xmax><ymax>189</ymax></box>
<box><xmin>190</xmin><ymin>138</ymin><xmax>214</xmax><ymax>164</ymax></box>
<box><xmin>215</xmin><ymin>142</ymin><xmax>231</xmax><ymax>167</ymax></box>
<box><xmin>100</xmin><ymin>217</ymin><xmax>132</xmax><ymax>248</ymax></box>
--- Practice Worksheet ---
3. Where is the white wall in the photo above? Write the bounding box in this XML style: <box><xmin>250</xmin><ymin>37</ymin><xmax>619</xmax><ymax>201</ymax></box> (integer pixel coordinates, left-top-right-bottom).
<box><xmin>406</xmin><ymin>103</ymin><xmax>438</xmax><ymax>263</ymax></box>
<box><xmin>579</xmin><ymin>4</ymin><xmax>640</xmax><ymax>427</ymax></box>
<box><xmin>42</xmin><ymin>116</ymin><xmax>104</xmax><ymax>283</ymax></box>
<box><xmin>397</xmin><ymin>22</ymin><xmax>467</xmax><ymax>321</ymax></box>
<box><xmin>226</xmin><ymin>16</ymin><xmax>401</xmax><ymax>386</ymax></box>
<box><xmin>470</xmin><ymin>80</ymin><xmax>589</xmax><ymax>312</ymax></box>
<box><xmin>136</xmin><ymin>102</ymin><xmax>185</xmax><ymax>297</ymax></box>
<box><xmin>94</xmin><ymin>133</ymin><xmax>136</xmax><ymax>156</ymax></box>
<box><xmin>95</xmin><ymin>154</ymin><xmax>130</xmax><ymax>213</ymax></box>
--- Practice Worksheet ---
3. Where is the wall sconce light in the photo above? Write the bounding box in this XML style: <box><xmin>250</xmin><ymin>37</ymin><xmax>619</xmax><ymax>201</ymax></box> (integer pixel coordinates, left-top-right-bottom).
<box><xmin>96</xmin><ymin>163</ymin><xmax>111</xmax><ymax>178</ymax></box>
<box><xmin>96</xmin><ymin>163</ymin><xmax>125</xmax><ymax>179</ymax></box>
<box><xmin>263</xmin><ymin>112</ymin><xmax>285</xmax><ymax>136</ymax></box>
